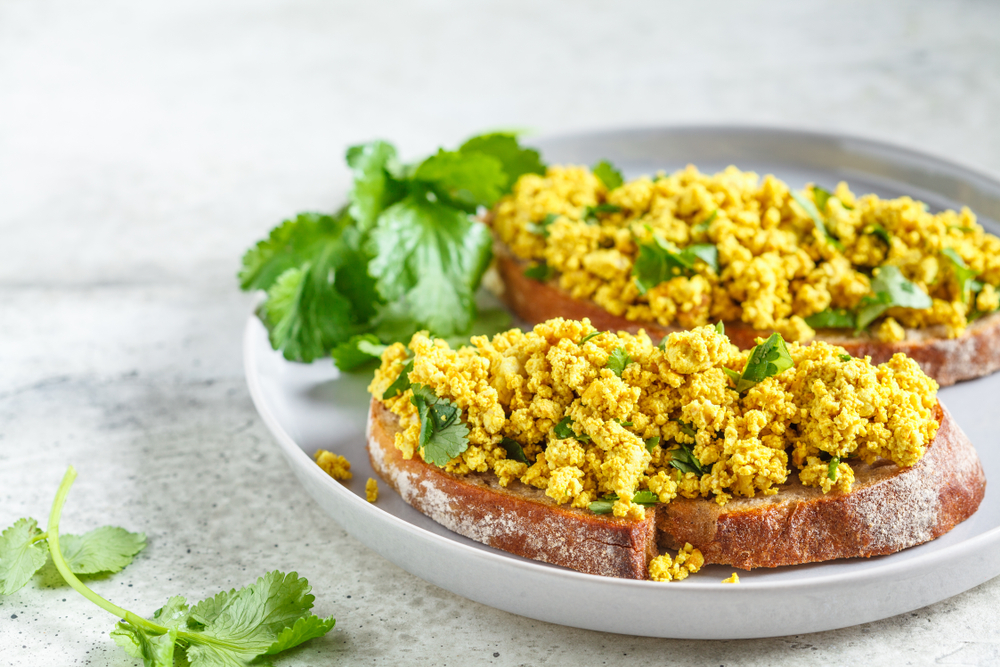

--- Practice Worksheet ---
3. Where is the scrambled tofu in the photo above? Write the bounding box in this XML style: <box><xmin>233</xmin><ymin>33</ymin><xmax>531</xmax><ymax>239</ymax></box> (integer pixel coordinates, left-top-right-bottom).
<box><xmin>648</xmin><ymin>543</ymin><xmax>705</xmax><ymax>582</ymax></box>
<box><xmin>490</xmin><ymin>165</ymin><xmax>1000</xmax><ymax>340</ymax></box>
<box><xmin>365</xmin><ymin>478</ymin><xmax>379</xmax><ymax>503</ymax></box>
<box><xmin>368</xmin><ymin>319</ymin><xmax>940</xmax><ymax>518</ymax></box>
<box><xmin>315</xmin><ymin>450</ymin><xmax>352</xmax><ymax>481</ymax></box>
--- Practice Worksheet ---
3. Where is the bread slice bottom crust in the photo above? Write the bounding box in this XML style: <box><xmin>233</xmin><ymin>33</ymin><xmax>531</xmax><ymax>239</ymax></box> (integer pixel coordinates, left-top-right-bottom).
<box><xmin>366</xmin><ymin>398</ymin><xmax>985</xmax><ymax>578</ymax></box>
<box><xmin>494</xmin><ymin>243</ymin><xmax>1000</xmax><ymax>387</ymax></box>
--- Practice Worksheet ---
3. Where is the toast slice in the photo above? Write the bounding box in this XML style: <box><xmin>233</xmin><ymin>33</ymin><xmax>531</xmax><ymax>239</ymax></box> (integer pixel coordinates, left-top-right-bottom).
<box><xmin>367</xmin><ymin>397</ymin><xmax>985</xmax><ymax>578</ymax></box>
<box><xmin>494</xmin><ymin>242</ymin><xmax>1000</xmax><ymax>387</ymax></box>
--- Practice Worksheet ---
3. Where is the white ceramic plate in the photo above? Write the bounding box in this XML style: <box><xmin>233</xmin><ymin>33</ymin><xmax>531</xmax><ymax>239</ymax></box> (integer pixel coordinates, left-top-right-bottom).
<box><xmin>244</xmin><ymin>126</ymin><xmax>1000</xmax><ymax>639</ymax></box>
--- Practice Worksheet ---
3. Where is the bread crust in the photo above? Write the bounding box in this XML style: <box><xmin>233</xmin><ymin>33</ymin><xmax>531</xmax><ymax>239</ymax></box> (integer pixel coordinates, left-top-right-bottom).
<box><xmin>367</xmin><ymin>398</ymin><xmax>985</xmax><ymax>578</ymax></box>
<box><xmin>494</xmin><ymin>243</ymin><xmax>1000</xmax><ymax>386</ymax></box>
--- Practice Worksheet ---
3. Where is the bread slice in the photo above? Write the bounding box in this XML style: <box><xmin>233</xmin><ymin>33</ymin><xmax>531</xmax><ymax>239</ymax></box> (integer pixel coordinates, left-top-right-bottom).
<box><xmin>367</xmin><ymin>397</ymin><xmax>985</xmax><ymax>578</ymax></box>
<box><xmin>493</xmin><ymin>242</ymin><xmax>1000</xmax><ymax>387</ymax></box>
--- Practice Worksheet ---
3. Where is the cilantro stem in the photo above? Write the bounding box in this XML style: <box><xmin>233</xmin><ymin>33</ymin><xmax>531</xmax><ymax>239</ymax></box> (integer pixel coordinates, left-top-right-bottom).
<box><xmin>47</xmin><ymin>466</ymin><xmax>168</xmax><ymax>636</ymax></box>
<box><xmin>30</xmin><ymin>531</ymin><xmax>48</xmax><ymax>543</ymax></box>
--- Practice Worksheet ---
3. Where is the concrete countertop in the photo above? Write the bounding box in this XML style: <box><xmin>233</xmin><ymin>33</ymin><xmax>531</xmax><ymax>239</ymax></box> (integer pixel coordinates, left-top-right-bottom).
<box><xmin>2</xmin><ymin>1</ymin><xmax>999</xmax><ymax>664</ymax></box>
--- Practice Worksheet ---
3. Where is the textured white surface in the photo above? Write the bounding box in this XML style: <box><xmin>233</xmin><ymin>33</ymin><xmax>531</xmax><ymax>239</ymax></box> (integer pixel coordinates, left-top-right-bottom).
<box><xmin>3</xmin><ymin>0</ymin><xmax>1000</xmax><ymax>664</ymax></box>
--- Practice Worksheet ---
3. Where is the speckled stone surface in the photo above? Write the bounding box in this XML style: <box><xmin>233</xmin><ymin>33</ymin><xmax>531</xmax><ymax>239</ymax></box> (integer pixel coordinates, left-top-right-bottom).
<box><xmin>3</xmin><ymin>1</ymin><xmax>1000</xmax><ymax>665</ymax></box>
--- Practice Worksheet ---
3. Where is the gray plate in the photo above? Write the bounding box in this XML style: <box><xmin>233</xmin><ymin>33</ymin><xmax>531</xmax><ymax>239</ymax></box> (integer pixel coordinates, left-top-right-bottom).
<box><xmin>244</xmin><ymin>126</ymin><xmax>1000</xmax><ymax>639</ymax></box>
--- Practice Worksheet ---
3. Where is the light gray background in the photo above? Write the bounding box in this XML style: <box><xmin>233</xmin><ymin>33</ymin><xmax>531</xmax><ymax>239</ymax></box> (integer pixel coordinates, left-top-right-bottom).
<box><xmin>2</xmin><ymin>1</ymin><xmax>998</xmax><ymax>665</ymax></box>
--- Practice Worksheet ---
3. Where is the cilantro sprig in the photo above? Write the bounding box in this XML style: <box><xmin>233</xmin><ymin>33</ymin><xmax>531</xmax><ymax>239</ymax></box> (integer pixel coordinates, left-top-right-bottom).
<box><xmin>592</xmin><ymin>160</ymin><xmax>624</xmax><ymax>190</ymax></box>
<box><xmin>240</xmin><ymin>133</ymin><xmax>544</xmax><ymax>367</ymax></box>
<box><xmin>723</xmin><ymin>332</ymin><xmax>794</xmax><ymax>393</ymax></box>
<box><xmin>805</xmin><ymin>265</ymin><xmax>932</xmax><ymax>331</ymax></box>
<box><xmin>667</xmin><ymin>443</ymin><xmax>706</xmax><ymax>476</ymax></box>
<box><xmin>3</xmin><ymin>467</ymin><xmax>335</xmax><ymax>666</ymax></box>
<box><xmin>791</xmin><ymin>189</ymin><xmax>845</xmax><ymax>251</ymax></box>
<box><xmin>607</xmin><ymin>346</ymin><xmax>632</xmax><ymax>377</ymax></box>
<box><xmin>553</xmin><ymin>416</ymin><xmax>591</xmax><ymax>443</ymax></box>
<box><xmin>941</xmin><ymin>247</ymin><xmax>983</xmax><ymax>304</ymax></box>
<box><xmin>632</xmin><ymin>233</ymin><xmax>719</xmax><ymax>295</ymax></box>
<box><xmin>410</xmin><ymin>384</ymin><xmax>470</xmax><ymax>466</ymax></box>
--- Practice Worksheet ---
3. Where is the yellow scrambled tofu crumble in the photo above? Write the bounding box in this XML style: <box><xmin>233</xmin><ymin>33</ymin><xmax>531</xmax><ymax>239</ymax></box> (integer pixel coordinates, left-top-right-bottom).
<box><xmin>368</xmin><ymin>318</ymin><xmax>940</xmax><ymax>520</ymax></box>
<box><xmin>722</xmin><ymin>573</ymin><xmax>740</xmax><ymax>584</ymax></box>
<box><xmin>489</xmin><ymin>165</ymin><xmax>1000</xmax><ymax>340</ymax></box>
<box><xmin>365</xmin><ymin>478</ymin><xmax>379</xmax><ymax>503</ymax></box>
<box><xmin>315</xmin><ymin>450</ymin><xmax>352</xmax><ymax>481</ymax></box>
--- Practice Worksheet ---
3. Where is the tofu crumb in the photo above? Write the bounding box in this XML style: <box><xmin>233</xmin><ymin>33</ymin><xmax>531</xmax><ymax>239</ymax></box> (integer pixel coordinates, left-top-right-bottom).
<box><xmin>648</xmin><ymin>543</ymin><xmax>705</xmax><ymax>582</ymax></box>
<box><xmin>722</xmin><ymin>573</ymin><xmax>740</xmax><ymax>584</ymax></box>
<box><xmin>315</xmin><ymin>450</ymin><xmax>352</xmax><ymax>481</ymax></box>
<box><xmin>365</xmin><ymin>478</ymin><xmax>379</xmax><ymax>503</ymax></box>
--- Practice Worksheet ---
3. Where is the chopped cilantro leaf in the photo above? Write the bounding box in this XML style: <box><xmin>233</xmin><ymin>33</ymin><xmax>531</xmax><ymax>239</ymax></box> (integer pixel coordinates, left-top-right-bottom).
<box><xmin>607</xmin><ymin>346</ymin><xmax>632</xmax><ymax>377</ymax></box>
<box><xmin>632</xmin><ymin>490</ymin><xmax>658</xmax><ymax>507</ymax></box>
<box><xmin>714</xmin><ymin>321</ymin><xmax>725</xmax><ymax>336</ymax></box>
<box><xmin>828</xmin><ymin>456</ymin><xmax>840</xmax><ymax>481</ymax></box>
<box><xmin>942</xmin><ymin>247</ymin><xmax>981</xmax><ymax>303</ymax></box>
<box><xmin>410</xmin><ymin>384</ymin><xmax>470</xmax><ymax>466</ymax></box>
<box><xmin>613</xmin><ymin>419</ymin><xmax>634</xmax><ymax>428</ymax></box>
<box><xmin>839</xmin><ymin>353</ymin><xmax>852</xmax><ymax>362</ymax></box>
<box><xmin>632</xmin><ymin>234</ymin><xmax>719</xmax><ymax>294</ymax></box>
<box><xmin>692</xmin><ymin>210</ymin><xmax>718</xmax><ymax>235</ymax></box>
<box><xmin>588</xmin><ymin>491</ymin><xmax>658</xmax><ymax>514</ymax></box>
<box><xmin>592</xmin><ymin>160</ymin><xmax>624</xmax><ymax>190</ymax></box>
<box><xmin>527</xmin><ymin>213</ymin><xmax>559</xmax><ymax>237</ymax></box>
<box><xmin>523</xmin><ymin>262</ymin><xmax>556</xmax><ymax>282</ymax></box>
<box><xmin>583</xmin><ymin>202</ymin><xmax>623</xmax><ymax>222</ymax></box>
<box><xmin>949</xmin><ymin>224</ymin><xmax>976</xmax><ymax>233</ymax></box>
<box><xmin>791</xmin><ymin>190</ymin><xmax>844</xmax><ymax>250</ymax></box>
<box><xmin>673</xmin><ymin>420</ymin><xmax>697</xmax><ymax>438</ymax></box>
<box><xmin>458</xmin><ymin>132</ymin><xmax>545</xmax><ymax>190</ymax></box>
<box><xmin>369</xmin><ymin>194</ymin><xmax>493</xmax><ymax>336</ymax></box>
<box><xmin>667</xmin><ymin>444</ymin><xmax>705</xmax><ymax>476</ymax></box>
<box><xmin>644</xmin><ymin>436</ymin><xmax>660</xmax><ymax>452</ymax></box>
<box><xmin>865</xmin><ymin>224</ymin><xmax>892</xmax><ymax>245</ymax></box>
<box><xmin>578</xmin><ymin>330</ymin><xmax>604</xmax><ymax>346</ymax></box>
<box><xmin>726</xmin><ymin>333</ymin><xmax>794</xmax><ymax>393</ymax></box>
<box><xmin>500</xmin><ymin>438</ymin><xmax>528</xmax><ymax>463</ymax></box>
<box><xmin>812</xmin><ymin>185</ymin><xmax>833</xmax><ymax>212</ymax></box>
<box><xmin>381</xmin><ymin>358</ymin><xmax>414</xmax><ymax>400</ymax></box>
<box><xmin>805</xmin><ymin>308</ymin><xmax>856</xmax><ymax>329</ymax></box>
<box><xmin>0</xmin><ymin>518</ymin><xmax>48</xmax><ymax>595</ymax></box>
<box><xmin>553</xmin><ymin>416</ymin><xmax>591</xmax><ymax>442</ymax></box>
<box><xmin>855</xmin><ymin>266</ymin><xmax>932</xmax><ymax>330</ymax></box>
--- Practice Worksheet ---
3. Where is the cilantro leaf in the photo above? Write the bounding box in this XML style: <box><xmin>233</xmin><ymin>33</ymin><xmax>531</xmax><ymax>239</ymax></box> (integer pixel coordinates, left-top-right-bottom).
<box><xmin>264</xmin><ymin>613</ymin><xmax>338</xmax><ymax>655</ymax></box>
<box><xmin>0</xmin><ymin>518</ymin><xmax>48</xmax><ymax>595</ymax></box>
<box><xmin>553</xmin><ymin>416</ymin><xmax>591</xmax><ymax>442</ymax></box>
<box><xmin>58</xmin><ymin>527</ymin><xmax>146</xmax><ymax>575</ymax></box>
<box><xmin>692</xmin><ymin>210</ymin><xmax>718</xmax><ymax>235</ymax></box>
<box><xmin>667</xmin><ymin>444</ymin><xmax>706</xmax><ymax>476</ymax></box>
<box><xmin>673</xmin><ymin>420</ymin><xmax>697</xmax><ymax>438</ymax></box>
<box><xmin>410</xmin><ymin>384</ymin><xmax>470</xmax><ymax>466</ymax></box>
<box><xmin>110</xmin><ymin>622</ymin><xmax>178</xmax><ymax>667</ymax></box>
<box><xmin>715</xmin><ymin>321</ymin><xmax>725</xmax><ymax>336</ymax></box>
<box><xmin>238</xmin><ymin>212</ymin><xmax>346</xmax><ymax>292</ymax></box>
<box><xmin>644</xmin><ymin>436</ymin><xmax>660</xmax><ymax>452</ymax></box>
<box><xmin>855</xmin><ymin>265</ymin><xmax>932</xmax><ymax>330</ymax></box>
<box><xmin>631</xmin><ymin>490</ymin><xmax>658</xmax><ymax>506</ymax></box>
<box><xmin>791</xmin><ymin>190</ymin><xmax>844</xmax><ymax>250</ymax></box>
<box><xmin>865</xmin><ymin>224</ymin><xmax>892</xmax><ymax>245</ymax></box>
<box><xmin>805</xmin><ymin>308</ymin><xmax>856</xmax><ymax>329</ymax></box>
<box><xmin>368</xmin><ymin>194</ymin><xmax>493</xmax><ymax>336</ymax></box>
<box><xmin>583</xmin><ymin>202</ymin><xmax>623</xmax><ymax>222</ymax></box>
<box><xmin>588</xmin><ymin>491</ymin><xmax>658</xmax><ymax>514</ymax></box>
<box><xmin>828</xmin><ymin>456</ymin><xmax>841</xmax><ymax>481</ymax></box>
<box><xmin>632</xmin><ymin>235</ymin><xmax>719</xmax><ymax>294</ymax></box>
<box><xmin>412</xmin><ymin>149</ymin><xmax>507</xmax><ymax>209</ymax></box>
<box><xmin>942</xmin><ymin>247</ymin><xmax>981</xmax><ymax>303</ymax></box>
<box><xmin>330</xmin><ymin>334</ymin><xmax>387</xmax><ymax>372</ymax></box>
<box><xmin>500</xmin><ymin>437</ymin><xmax>528</xmax><ymax>464</ymax></box>
<box><xmin>346</xmin><ymin>141</ymin><xmax>406</xmax><ymax>230</ymax></box>
<box><xmin>458</xmin><ymin>133</ymin><xmax>545</xmax><ymax>190</ymax></box>
<box><xmin>726</xmin><ymin>332</ymin><xmax>794</xmax><ymax>393</ymax></box>
<box><xmin>523</xmin><ymin>262</ymin><xmax>556</xmax><ymax>282</ymax></box>
<box><xmin>592</xmin><ymin>160</ymin><xmax>624</xmax><ymax>190</ymax></box>
<box><xmin>578</xmin><ymin>330</ymin><xmax>604</xmax><ymax>346</ymax></box>
<box><xmin>839</xmin><ymin>353</ymin><xmax>852</xmax><ymax>362</ymax></box>
<box><xmin>381</xmin><ymin>358</ymin><xmax>414</xmax><ymax>400</ymax></box>
<box><xmin>812</xmin><ymin>185</ymin><xmax>833</xmax><ymax>212</ymax></box>
<box><xmin>527</xmin><ymin>212</ymin><xmax>558</xmax><ymax>237</ymax></box>
<box><xmin>607</xmin><ymin>346</ymin><xmax>632</xmax><ymax>377</ymax></box>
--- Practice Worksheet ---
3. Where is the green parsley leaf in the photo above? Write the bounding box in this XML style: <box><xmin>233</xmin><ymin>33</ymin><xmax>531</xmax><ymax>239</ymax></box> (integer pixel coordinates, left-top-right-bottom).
<box><xmin>410</xmin><ymin>384</ymin><xmax>470</xmax><ymax>466</ymax></box>
<box><xmin>58</xmin><ymin>527</ymin><xmax>146</xmax><ymax>575</ymax></box>
<box><xmin>523</xmin><ymin>262</ymin><xmax>557</xmax><ymax>282</ymax></box>
<box><xmin>791</xmin><ymin>190</ymin><xmax>844</xmax><ymax>250</ymax></box>
<box><xmin>458</xmin><ymin>132</ymin><xmax>546</xmax><ymax>191</ymax></box>
<box><xmin>812</xmin><ymin>185</ymin><xmax>833</xmax><ymax>212</ymax></box>
<box><xmin>941</xmin><ymin>247</ymin><xmax>981</xmax><ymax>303</ymax></box>
<box><xmin>238</xmin><ymin>211</ymin><xmax>346</xmax><ymax>292</ymax></box>
<box><xmin>346</xmin><ymin>141</ymin><xmax>406</xmax><ymax>230</ymax></box>
<box><xmin>382</xmin><ymin>358</ymin><xmax>414</xmax><ymax>400</ymax></box>
<box><xmin>0</xmin><ymin>518</ymin><xmax>48</xmax><ymax>595</ymax></box>
<box><xmin>644</xmin><ymin>436</ymin><xmax>661</xmax><ymax>452</ymax></box>
<box><xmin>692</xmin><ymin>210</ymin><xmax>718</xmax><ymax>235</ymax></box>
<box><xmin>500</xmin><ymin>438</ymin><xmax>528</xmax><ymax>463</ymax></box>
<box><xmin>330</xmin><ymin>334</ymin><xmax>387</xmax><ymax>372</ymax></box>
<box><xmin>855</xmin><ymin>265</ymin><xmax>932</xmax><ymax>330</ymax></box>
<box><xmin>527</xmin><ymin>212</ymin><xmax>559</xmax><ymax>237</ymax></box>
<box><xmin>412</xmin><ymin>149</ymin><xmax>507</xmax><ymax>209</ymax></box>
<box><xmin>607</xmin><ymin>346</ymin><xmax>632</xmax><ymax>377</ymax></box>
<box><xmin>592</xmin><ymin>160</ymin><xmax>624</xmax><ymax>190</ymax></box>
<box><xmin>667</xmin><ymin>444</ymin><xmax>706</xmax><ymax>476</ymax></box>
<box><xmin>553</xmin><ymin>416</ymin><xmax>591</xmax><ymax>442</ymax></box>
<box><xmin>632</xmin><ymin>234</ymin><xmax>719</xmax><ymax>294</ymax></box>
<box><xmin>578</xmin><ymin>330</ymin><xmax>604</xmax><ymax>346</ymax></box>
<box><xmin>805</xmin><ymin>308</ymin><xmax>856</xmax><ymax>329</ymax></box>
<box><xmin>583</xmin><ymin>202</ymin><xmax>623</xmax><ymax>222</ymax></box>
<box><xmin>726</xmin><ymin>332</ymin><xmax>794</xmax><ymax>393</ymax></box>
<box><xmin>828</xmin><ymin>456</ymin><xmax>841</xmax><ymax>481</ymax></box>
<box><xmin>368</xmin><ymin>194</ymin><xmax>493</xmax><ymax>336</ymax></box>
<box><xmin>839</xmin><ymin>353</ymin><xmax>852</xmax><ymax>362</ymax></box>
<box><xmin>865</xmin><ymin>224</ymin><xmax>892</xmax><ymax>245</ymax></box>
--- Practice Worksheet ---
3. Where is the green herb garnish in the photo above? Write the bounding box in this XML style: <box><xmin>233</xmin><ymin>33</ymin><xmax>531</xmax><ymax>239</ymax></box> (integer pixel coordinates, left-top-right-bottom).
<box><xmin>592</xmin><ymin>160</ymin><xmax>624</xmax><ymax>190</ymax></box>
<box><xmin>666</xmin><ymin>444</ymin><xmax>706</xmax><ymax>476</ymax></box>
<box><xmin>583</xmin><ymin>203</ymin><xmax>623</xmax><ymax>222</ymax></box>
<box><xmin>692</xmin><ymin>210</ymin><xmax>718</xmax><ymax>235</ymax></box>
<box><xmin>839</xmin><ymin>354</ymin><xmax>852</xmax><ymax>362</ymax></box>
<box><xmin>632</xmin><ymin>234</ymin><xmax>719</xmax><ymax>294</ymax></box>
<box><xmin>553</xmin><ymin>416</ymin><xmax>591</xmax><ymax>442</ymax></box>
<box><xmin>2</xmin><ymin>468</ymin><xmax>335</xmax><ymax>665</ymax></box>
<box><xmin>500</xmin><ymin>437</ymin><xmax>528</xmax><ymax>464</ymax></box>
<box><xmin>644</xmin><ymin>436</ymin><xmax>661</xmax><ymax>452</ymax></box>
<box><xmin>523</xmin><ymin>262</ymin><xmax>557</xmax><ymax>282</ymax></box>
<box><xmin>527</xmin><ymin>212</ymin><xmax>559</xmax><ymax>237</ymax></box>
<box><xmin>578</xmin><ymin>330</ymin><xmax>605</xmax><ymax>346</ymax></box>
<box><xmin>673</xmin><ymin>420</ymin><xmax>697</xmax><ymax>438</ymax></box>
<box><xmin>722</xmin><ymin>332</ymin><xmax>794</xmax><ymax>393</ymax></box>
<box><xmin>791</xmin><ymin>189</ymin><xmax>844</xmax><ymax>251</ymax></box>
<box><xmin>805</xmin><ymin>308</ymin><xmax>857</xmax><ymax>329</ymax></box>
<box><xmin>812</xmin><ymin>185</ymin><xmax>833</xmax><ymax>212</ymax></box>
<box><xmin>715</xmin><ymin>321</ymin><xmax>725</xmax><ymax>336</ymax></box>
<box><xmin>828</xmin><ymin>456</ymin><xmax>841</xmax><ymax>481</ymax></box>
<box><xmin>607</xmin><ymin>346</ymin><xmax>632</xmax><ymax>377</ymax></box>
<box><xmin>941</xmin><ymin>247</ymin><xmax>981</xmax><ymax>303</ymax></box>
<box><xmin>240</xmin><ymin>133</ymin><xmax>543</xmax><ymax>368</ymax></box>
<box><xmin>855</xmin><ymin>265</ymin><xmax>932</xmax><ymax>330</ymax></box>
<box><xmin>381</xmin><ymin>358</ymin><xmax>414</xmax><ymax>400</ymax></box>
<box><xmin>865</xmin><ymin>224</ymin><xmax>892</xmax><ymax>245</ymax></box>
<box><xmin>588</xmin><ymin>490</ymin><xmax>658</xmax><ymax>514</ymax></box>
<box><xmin>410</xmin><ymin>384</ymin><xmax>470</xmax><ymax>466</ymax></box>
<box><xmin>331</xmin><ymin>334</ymin><xmax>388</xmax><ymax>372</ymax></box>
<box><xmin>614</xmin><ymin>419</ymin><xmax>634</xmax><ymax>428</ymax></box>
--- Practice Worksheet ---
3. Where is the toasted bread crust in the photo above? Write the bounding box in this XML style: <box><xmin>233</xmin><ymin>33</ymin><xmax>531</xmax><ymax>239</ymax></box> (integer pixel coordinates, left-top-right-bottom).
<box><xmin>367</xmin><ymin>399</ymin><xmax>657</xmax><ymax>578</ymax></box>
<box><xmin>494</xmin><ymin>243</ymin><xmax>1000</xmax><ymax>386</ymax></box>
<box><xmin>367</xmin><ymin>398</ymin><xmax>985</xmax><ymax>577</ymax></box>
